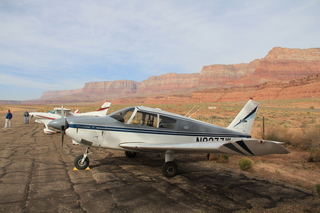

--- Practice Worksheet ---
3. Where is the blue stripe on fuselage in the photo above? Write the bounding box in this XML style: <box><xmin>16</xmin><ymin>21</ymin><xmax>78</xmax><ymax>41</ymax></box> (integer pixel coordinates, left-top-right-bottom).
<box><xmin>69</xmin><ymin>124</ymin><xmax>250</xmax><ymax>138</ymax></box>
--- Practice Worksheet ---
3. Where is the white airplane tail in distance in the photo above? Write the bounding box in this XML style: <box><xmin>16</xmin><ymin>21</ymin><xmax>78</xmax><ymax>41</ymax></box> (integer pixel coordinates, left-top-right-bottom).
<box><xmin>227</xmin><ymin>99</ymin><xmax>259</xmax><ymax>135</ymax></box>
<box><xmin>70</xmin><ymin>102</ymin><xmax>111</xmax><ymax>117</ymax></box>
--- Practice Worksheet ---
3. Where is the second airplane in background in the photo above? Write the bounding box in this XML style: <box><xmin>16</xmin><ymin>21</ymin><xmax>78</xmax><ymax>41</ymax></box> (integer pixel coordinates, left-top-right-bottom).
<box><xmin>30</xmin><ymin>102</ymin><xmax>111</xmax><ymax>134</ymax></box>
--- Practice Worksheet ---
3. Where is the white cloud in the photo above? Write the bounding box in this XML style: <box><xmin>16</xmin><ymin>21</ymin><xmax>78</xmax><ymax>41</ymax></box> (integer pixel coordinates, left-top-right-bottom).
<box><xmin>0</xmin><ymin>0</ymin><xmax>320</xmax><ymax>100</ymax></box>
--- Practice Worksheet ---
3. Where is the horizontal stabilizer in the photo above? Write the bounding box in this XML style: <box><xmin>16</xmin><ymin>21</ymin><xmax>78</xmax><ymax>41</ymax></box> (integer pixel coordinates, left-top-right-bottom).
<box><xmin>220</xmin><ymin>139</ymin><xmax>289</xmax><ymax>156</ymax></box>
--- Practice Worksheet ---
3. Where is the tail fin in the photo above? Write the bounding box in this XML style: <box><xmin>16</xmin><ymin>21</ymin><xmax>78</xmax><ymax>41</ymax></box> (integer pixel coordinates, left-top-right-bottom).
<box><xmin>70</xmin><ymin>102</ymin><xmax>112</xmax><ymax>117</ymax></box>
<box><xmin>226</xmin><ymin>99</ymin><xmax>259</xmax><ymax>135</ymax></box>
<box><xmin>95</xmin><ymin>102</ymin><xmax>111</xmax><ymax>115</ymax></box>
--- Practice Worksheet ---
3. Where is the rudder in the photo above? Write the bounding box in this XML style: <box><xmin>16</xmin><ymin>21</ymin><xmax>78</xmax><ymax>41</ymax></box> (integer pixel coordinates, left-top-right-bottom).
<box><xmin>226</xmin><ymin>99</ymin><xmax>259</xmax><ymax>135</ymax></box>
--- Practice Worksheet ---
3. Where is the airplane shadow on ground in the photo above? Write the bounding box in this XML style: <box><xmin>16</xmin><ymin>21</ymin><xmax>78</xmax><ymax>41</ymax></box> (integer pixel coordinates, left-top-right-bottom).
<box><xmin>90</xmin><ymin>152</ymin><xmax>208</xmax><ymax>170</ymax></box>
<box><xmin>88</xmin><ymin>152</ymin><xmax>315</xmax><ymax>211</ymax></box>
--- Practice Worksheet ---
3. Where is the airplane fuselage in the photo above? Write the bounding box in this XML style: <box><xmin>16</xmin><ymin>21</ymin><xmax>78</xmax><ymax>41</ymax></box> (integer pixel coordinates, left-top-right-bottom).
<box><xmin>49</xmin><ymin>102</ymin><xmax>289</xmax><ymax>177</ymax></box>
<box><xmin>64</xmin><ymin>106</ymin><xmax>251</xmax><ymax>152</ymax></box>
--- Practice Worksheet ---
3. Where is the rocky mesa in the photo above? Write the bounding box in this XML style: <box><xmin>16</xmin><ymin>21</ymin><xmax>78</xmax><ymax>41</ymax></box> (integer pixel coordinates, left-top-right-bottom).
<box><xmin>39</xmin><ymin>47</ymin><xmax>320</xmax><ymax>103</ymax></box>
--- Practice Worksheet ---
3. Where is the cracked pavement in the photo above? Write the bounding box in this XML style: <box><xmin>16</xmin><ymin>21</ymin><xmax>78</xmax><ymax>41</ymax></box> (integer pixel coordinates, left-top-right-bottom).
<box><xmin>0</xmin><ymin>113</ymin><xmax>319</xmax><ymax>212</ymax></box>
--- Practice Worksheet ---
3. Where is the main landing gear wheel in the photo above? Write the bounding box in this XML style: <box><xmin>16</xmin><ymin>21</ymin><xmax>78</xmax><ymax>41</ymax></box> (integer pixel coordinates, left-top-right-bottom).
<box><xmin>162</xmin><ymin>161</ymin><xmax>178</xmax><ymax>177</ymax></box>
<box><xmin>125</xmin><ymin>151</ymin><xmax>137</xmax><ymax>158</ymax></box>
<box><xmin>74</xmin><ymin>155</ymin><xmax>90</xmax><ymax>170</ymax></box>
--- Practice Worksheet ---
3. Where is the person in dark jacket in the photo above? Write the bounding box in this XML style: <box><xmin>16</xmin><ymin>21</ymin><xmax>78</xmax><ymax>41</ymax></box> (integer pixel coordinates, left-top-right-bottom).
<box><xmin>5</xmin><ymin>110</ymin><xmax>13</xmax><ymax>128</ymax></box>
<box><xmin>24</xmin><ymin>111</ymin><xmax>29</xmax><ymax>124</ymax></box>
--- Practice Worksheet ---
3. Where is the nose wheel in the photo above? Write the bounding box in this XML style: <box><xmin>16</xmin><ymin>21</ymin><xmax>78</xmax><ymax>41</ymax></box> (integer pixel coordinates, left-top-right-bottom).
<box><xmin>74</xmin><ymin>147</ymin><xmax>91</xmax><ymax>170</ymax></box>
<box><xmin>74</xmin><ymin>155</ymin><xmax>90</xmax><ymax>170</ymax></box>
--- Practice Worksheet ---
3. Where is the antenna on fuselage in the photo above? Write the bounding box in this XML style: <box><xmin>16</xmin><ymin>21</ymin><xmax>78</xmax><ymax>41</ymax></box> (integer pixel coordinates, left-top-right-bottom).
<box><xmin>188</xmin><ymin>107</ymin><xmax>202</xmax><ymax>118</ymax></box>
<box><xmin>185</xmin><ymin>106</ymin><xmax>196</xmax><ymax>117</ymax></box>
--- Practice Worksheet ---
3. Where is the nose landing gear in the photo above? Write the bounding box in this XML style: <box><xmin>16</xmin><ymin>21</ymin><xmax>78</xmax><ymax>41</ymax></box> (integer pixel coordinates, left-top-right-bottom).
<box><xmin>74</xmin><ymin>147</ymin><xmax>92</xmax><ymax>170</ymax></box>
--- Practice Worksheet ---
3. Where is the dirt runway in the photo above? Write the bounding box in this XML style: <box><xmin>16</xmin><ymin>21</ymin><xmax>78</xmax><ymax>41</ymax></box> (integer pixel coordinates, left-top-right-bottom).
<box><xmin>0</xmin><ymin>111</ymin><xmax>319</xmax><ymax>212</ymax></box>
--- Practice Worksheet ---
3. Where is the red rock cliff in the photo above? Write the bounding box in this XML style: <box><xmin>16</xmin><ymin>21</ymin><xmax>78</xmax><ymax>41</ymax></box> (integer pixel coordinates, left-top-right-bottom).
<box><xmin>40</xmin><ymin>89</ymin><xmax>83</xmax><ymax>100</ymax></box>
<box><xmin>39</xmin><ymin>47</ymin><xmax>320</xmax><ymax>102</ymax></box>
<box><xmin>199</xmin><ymin>60</ymin><xmax>260</xmax><ymax>87</ymax></box>
<box><xmin>82</xmin><ymin>80</ymin><xmax>138</xmax><ymax>96</ymax></box>
<box><xmin>251</xmin><ymin>47</ymin><xmax>320</xmax><ymax>83</ymax></box>
<box><xmin>137</xmin><ymin>73</ymin><xmax>200</xmax><ymax>94</ymax></box>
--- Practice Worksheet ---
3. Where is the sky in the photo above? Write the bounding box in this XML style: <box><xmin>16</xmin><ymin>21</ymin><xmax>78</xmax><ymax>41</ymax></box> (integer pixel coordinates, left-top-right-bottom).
<box><xmin>0</xmin><ymin>0</ymin><xmax>320</xmax><ymax>101</ymax></box>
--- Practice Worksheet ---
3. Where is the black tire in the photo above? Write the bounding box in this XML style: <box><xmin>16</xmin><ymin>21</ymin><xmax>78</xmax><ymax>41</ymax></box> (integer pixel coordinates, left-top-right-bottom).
<box><xmin>74</xmin><ymin>155</ymin><xmax>89</xmax><ymax>170</ymax></box>
<box><xmin>125</xmin><ymin>151</ymin><xmax>137</xmax><ymax>158</ymax></box>
<box><xmin>162</xmin><ymin>161</ymin><xmax>178</xmax><ymax>177</ymax></box>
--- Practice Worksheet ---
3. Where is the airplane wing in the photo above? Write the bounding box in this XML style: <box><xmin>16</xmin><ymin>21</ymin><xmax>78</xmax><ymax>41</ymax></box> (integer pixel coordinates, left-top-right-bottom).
<box><xmin>119</xmin><ymin>139</ymin><xmax>289</xmax><ymax>156</ymax></box>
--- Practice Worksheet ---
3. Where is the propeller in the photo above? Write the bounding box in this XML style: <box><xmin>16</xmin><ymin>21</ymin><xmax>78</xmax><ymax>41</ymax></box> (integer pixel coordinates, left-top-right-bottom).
<box><xmin>47</xmin><ymin>106</ymin><xmax>70</xmax><ymax>146</ymax></box>
<box><xmin>60</xmin><ymin>106</ymin><xmax>69</xmax><ymax>147</ymax></box>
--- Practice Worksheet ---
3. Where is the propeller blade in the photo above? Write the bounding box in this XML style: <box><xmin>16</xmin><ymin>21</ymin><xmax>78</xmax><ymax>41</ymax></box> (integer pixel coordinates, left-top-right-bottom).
<box><xmin>61</xmin><ymin>105</ymin><xmax>65</xmax><ymax>118</ymax></box>
<box><xmin>60</xmin><ymin>118</ymin><xmax>69</xmax><ymax>147</ymax></box>
<box><xmin>61</xmin><ymin>127</ymin><xmax>65</xmax><ymax>147</ymax></box>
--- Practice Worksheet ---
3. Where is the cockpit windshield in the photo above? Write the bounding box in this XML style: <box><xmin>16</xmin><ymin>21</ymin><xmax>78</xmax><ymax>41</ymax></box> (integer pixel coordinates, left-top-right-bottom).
<box><xmin>109</xmin><ymin>107</ymin><xmax>135</xmax><ymax>123</ymax></box>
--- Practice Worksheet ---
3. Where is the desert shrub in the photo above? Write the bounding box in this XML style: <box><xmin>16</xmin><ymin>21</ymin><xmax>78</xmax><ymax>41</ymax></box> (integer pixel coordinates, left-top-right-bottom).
<box><xmin>302</xmin><ymin>127</ymin><xmax>320</xmax><ymax>151</ymax></box>
<box><xmin>263</xmin><ymin>125</ymin><xmax>320</xmax><ymax>151</ymax></box>
<box><xmin>238</xmin><ymin>157</ymin><xmax>253</xmax><ymax>170</ymax></box>
<box><xmin>263</xmin><ymin>126</ymin><xmax>292</xmax><ymax>142</ymax></box>
<box><xmin>307</xmin><ymin>148</ymin><xmax>320</xmax><ymax>162</ymax></box>
<box><xmin>210</xmin><ymin>155</ymin><xmax>229</xmax><ymax>163</ymax></box>
<box><xmin>316</xmin><ymin>184</ymin><xmax>320</xmax><ymax>196</ymax></box>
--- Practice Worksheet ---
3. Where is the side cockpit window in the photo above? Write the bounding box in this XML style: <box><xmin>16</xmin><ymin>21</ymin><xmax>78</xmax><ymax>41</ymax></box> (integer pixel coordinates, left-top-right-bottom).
<box><xmin>159</xmin><ymin>115</ymin><xmax>176</xmax><ymax>129</ymax></box>
<box><xmin>130</xmin><ymin>111</ymin><xmax>158</xmax><ymax>128</ymax></box>
<box><xmin>129</xmin><ymin>111</ymin><xmax>176</xmax><ymax>129</ymax></box>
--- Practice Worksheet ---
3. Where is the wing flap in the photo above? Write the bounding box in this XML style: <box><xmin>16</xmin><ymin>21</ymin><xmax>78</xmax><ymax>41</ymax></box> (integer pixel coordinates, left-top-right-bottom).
<box><xmin>119</xmin><ymin>142</ymin><xmax>225</xmax><ymax>153</ymax></box>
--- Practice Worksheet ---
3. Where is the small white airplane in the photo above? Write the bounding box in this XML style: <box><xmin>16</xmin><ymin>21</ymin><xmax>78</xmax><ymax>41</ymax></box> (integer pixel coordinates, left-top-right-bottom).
<box><xmin>49</xmin><ymin>99</ymin><xmax>289</xmax><ymax>177</ymax></box>
<box><xmin>30</xmin><ymin>102</ymin><xmax>111</xmax><ymax>134</ymax></box>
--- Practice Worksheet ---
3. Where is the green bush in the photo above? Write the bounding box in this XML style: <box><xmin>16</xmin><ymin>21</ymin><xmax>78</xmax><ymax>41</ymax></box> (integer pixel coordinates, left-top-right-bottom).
<box><xmin>238</xmin><ymin>157</ymin><xmax>253</xmax><ymax>170</ymax></box>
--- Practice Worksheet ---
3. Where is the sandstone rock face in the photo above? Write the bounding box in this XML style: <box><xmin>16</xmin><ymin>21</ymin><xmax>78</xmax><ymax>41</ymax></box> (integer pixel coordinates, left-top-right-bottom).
<box><xmin>199</xmin><ymin>60</ymin><xmax>259</xmax><ymax>86</ymax></box>
<box><xmin>251</xmin><ymin>47</ymin><xmax>320</xmax><ymax>83</ymax></box>
<box><xmin>40</xmin><ymin>89</ymin><xmax>83</xmax><ymax>100</ymax></box>
<box><xmin>264</xmin><ymin>47</ymin><xmax>320</xmax><ymax>60</ymax></box>
<box><xmin>110</xmin><ymin>74</ymin><xmax>320</xmax><ymax>104</ymax></box>
<box><xmin>82</xmin><ymin>80</ymin><xmax>138</xmax><ymax>96</ymax></box>
<box><xmin>37</xmin><ymin>47</ymin><xmax>320</xmax><ymax>103</ymax></box>
<box><xmin>137</xmin><ymin>73</ymin><xmax>200</xmax><ymax>94</ymax></box>
<box><xmin>191</xmin><ymin>73</ymin><xmax>320</xmax><ymax>103</ymax></box>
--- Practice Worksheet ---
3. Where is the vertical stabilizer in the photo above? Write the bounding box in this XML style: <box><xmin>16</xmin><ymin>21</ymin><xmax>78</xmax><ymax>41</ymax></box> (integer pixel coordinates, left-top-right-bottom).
<box><xmin>227</xmin><ymin>99</ymin><xmax>259</xmax><ymax>135</ymax></box>
<box><xmin>96</xmin><ymin>102</ymin><xmax>111</xmax><ymax>116</ymax></box>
